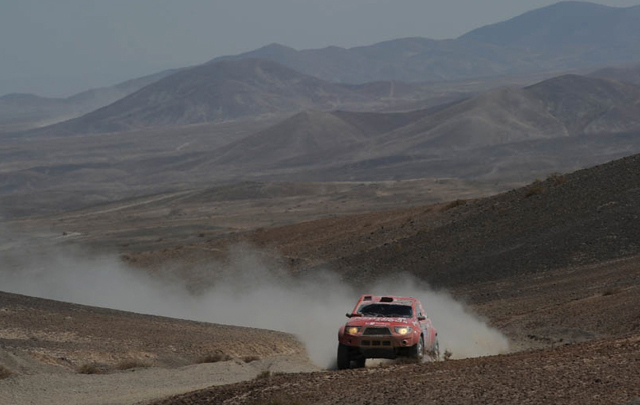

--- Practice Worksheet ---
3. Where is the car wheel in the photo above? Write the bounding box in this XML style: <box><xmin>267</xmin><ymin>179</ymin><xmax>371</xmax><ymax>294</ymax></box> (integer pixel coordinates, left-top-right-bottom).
<box><xmin>410</xmin><ymin>336</ymin><xmax>424</xmax><ymax>360</ymax></box>
<box><xmin>337</xmin><ymin>344</ymin><xmax>350</xmax><ymax>370</ymax></box>
<box><xmin>353</xmin><ymin>357</ymin><xmax>366</xmax><ymax>368</ymax></box>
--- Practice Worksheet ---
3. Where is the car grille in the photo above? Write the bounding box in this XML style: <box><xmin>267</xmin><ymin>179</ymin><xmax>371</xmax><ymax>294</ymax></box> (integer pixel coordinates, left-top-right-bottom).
<box><xmin>361</xmin><ymin>340</ymin><xmax>391</xmax><ymax>347</ymax></box>
<box><xmin>363</xmin><ymin>327</ymin><xmax>392</xmax><ymax>336</ymax></box>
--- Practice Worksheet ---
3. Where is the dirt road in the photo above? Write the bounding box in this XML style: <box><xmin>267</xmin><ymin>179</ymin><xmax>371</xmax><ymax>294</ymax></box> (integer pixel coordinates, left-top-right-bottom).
<box><xmin>0</xmin><ymin>356</ymin><xmax>316</xmax><ymax>405</ymax></box>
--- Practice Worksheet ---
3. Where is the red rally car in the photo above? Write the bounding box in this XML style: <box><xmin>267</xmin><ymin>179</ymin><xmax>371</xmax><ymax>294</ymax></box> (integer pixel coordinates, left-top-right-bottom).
<box><xmin>337</xmin><ymin>295</ymin><xmax>439</xmax><ymax>369</ymax></box>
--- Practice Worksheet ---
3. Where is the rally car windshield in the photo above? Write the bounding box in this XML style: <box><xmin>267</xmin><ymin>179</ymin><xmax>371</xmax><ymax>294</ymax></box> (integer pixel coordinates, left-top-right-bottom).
<box><xmin>357</xmin><ymin>303</ymin><xmax>413</xmax><ymax>318</ymax></box>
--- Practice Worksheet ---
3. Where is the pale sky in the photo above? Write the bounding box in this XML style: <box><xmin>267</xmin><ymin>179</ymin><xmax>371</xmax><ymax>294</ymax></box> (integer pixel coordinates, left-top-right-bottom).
<box><xmin>1</xmin><ymin>0</ymin><xmax>638</xmax><ymax>97</ymax></box>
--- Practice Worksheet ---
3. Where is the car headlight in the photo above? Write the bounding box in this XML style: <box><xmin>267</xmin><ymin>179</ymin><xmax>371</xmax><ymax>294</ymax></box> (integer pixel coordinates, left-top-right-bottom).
<box><xmin>345</xmin><ymin>326</ymin><xmax>362</xmax><ymax>335</ymax></box>
<box><xmin>394</xmin><ymin>326</ymin><xmax>412</xmax><ymax>335</ymax></box>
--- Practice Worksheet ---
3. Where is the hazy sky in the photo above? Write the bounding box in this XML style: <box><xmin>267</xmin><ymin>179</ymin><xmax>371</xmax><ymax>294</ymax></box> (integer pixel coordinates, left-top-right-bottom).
<box><xmin>1</xmin><ymin>0</ymin><xmax>638</xmax><ymax>97</ymax></box>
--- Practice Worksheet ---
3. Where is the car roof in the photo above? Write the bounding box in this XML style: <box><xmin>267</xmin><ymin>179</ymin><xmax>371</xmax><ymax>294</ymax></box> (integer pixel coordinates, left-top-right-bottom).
<box><xmin>357</xmin><ymin>295</ymin><xmax>418</xmax><ymax>305</ymax></box>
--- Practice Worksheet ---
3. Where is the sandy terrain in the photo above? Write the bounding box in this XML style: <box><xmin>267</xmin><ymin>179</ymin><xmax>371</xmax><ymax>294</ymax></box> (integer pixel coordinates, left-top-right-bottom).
<box><xmin>0</xmin><ymin>356</ymin><xmax>316</xmax><ymax>405</ymax></box>
<box><xmin>0</xmin><ymin>291</ymin><xmax>317</xmax><ymax>405</ymax></box>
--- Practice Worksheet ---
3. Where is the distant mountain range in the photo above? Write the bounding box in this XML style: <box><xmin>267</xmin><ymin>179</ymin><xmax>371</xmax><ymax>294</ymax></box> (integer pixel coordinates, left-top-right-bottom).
<box><xmin>0</xmin><ymin>70</ymin><xmax>177</xmax><ymax>132</ymax></box>
<box><xmin>27</xmin><ymin>60</ymin><xmax>640</xmax><ymax>138</ymax></box>
<box><xmin>30</xmin><ymin>59</ymin><xmax>378</xmax><ymax>135</ymax></box>
<box><xmin>201</xmin><ymin>74</ymin><xmax>640</xmax><ymax>178</ymax></box>
<box><xmin>4</xmin><ymin>2</ymin><xmax>640</xmax><ymax>218</ymax></box>
<box><xmin>3</xmin><ymin>71</ymin><xmax>640</xmax><ymax>218</ymax></box>
<box><xmin>5</xmin><ymin>1</ymin><xmax>640</xmax><ymax>135</ymax></box>
<box><xmin>212</xmin><ymin>2</ymin><xmax>640</xmax><ymax>84</ymax></box>
<box><xmin>28</xmin><ymin>59</ymin><xmax>464</xmax><ymax>135</ymax></box>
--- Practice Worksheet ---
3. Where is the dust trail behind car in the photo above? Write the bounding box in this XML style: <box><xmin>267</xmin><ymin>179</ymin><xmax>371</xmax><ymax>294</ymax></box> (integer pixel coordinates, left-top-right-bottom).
<box><xmin>0</xmin><ymin>230</ymin><xmax>510</xmax><ymax>368</ymax></box>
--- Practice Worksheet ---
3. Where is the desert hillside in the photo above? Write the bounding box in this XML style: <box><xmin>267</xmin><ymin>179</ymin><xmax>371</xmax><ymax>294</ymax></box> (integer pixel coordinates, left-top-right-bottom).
<box><xmin>135</xmin><ymin>151</ymin><xmax>640</xmax><ymax>291</ymax></box>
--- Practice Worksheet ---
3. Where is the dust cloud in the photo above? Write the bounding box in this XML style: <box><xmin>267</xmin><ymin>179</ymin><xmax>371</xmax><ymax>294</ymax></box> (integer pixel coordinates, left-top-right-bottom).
<box><xmin>0</xmin><ymin>231</ymin><xmax>510</xmax><ymax>368</ymax></box>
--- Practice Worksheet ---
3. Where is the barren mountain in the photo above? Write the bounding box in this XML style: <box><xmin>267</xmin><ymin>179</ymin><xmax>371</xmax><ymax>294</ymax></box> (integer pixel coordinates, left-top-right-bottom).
<box><xmin>4</xmin><ymin>73</ymin><xmax>640</xmax><ymax>220</ymax></box>
<box><xmin>210</xmin><ymin>38</ymin><xmax>529</xmax><ymax>85</ymax></box>
<box><xmin>382</xmin><ymin>74</ymin><xmax>640</xmax><ymax>151</ymax></box>
<box><xmin>526</xmin><ymin>74</ymin><xmax>640</xmax><ymax>135</ymax></box>
<box><xmin>0</xmin><ymin>70</ymin><xmax>175</xmax><ymax>132</ymax></box>
<box><xmin>212</xmin><ymin>109</ymin><xmax>429</xmax><ymax>170</ymax></box>
<box><xmin>205</xmin><ymin>74</ymin><xmax>640</xmax><ymax>182</ymax></box>
<box><xmin>211</xmin><ymin>2</ymin><xmax>640</xmax><ymax>84</ymax></box>
<box><xmin>462</xmin><ymin>1</ymin><xmax>640</xmax><ymax>64</ymax></box>
<box><xmin>32</xmin><ymin>59</ymin><xmax>375</xmax><ymax>135</ymax></box>
<box><xmin>6</xmin><ymin>2</ymin><xmax>639</xmax><ymax>136</ymax></box>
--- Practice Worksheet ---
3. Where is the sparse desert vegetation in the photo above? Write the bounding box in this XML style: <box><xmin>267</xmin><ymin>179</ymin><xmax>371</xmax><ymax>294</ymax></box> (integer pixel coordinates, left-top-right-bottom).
<box><xmin>77</xmin><ymin>363</ymin><xmax>106</xmax><ymax>375</ymax></box>
<box><xmin>524</xmin><ymin>180</ymin><xmax>545</xmax><ymax>197</ymax></box>
<box><xmin>242</xmin><ymin>355</ymin><xmax>261</xmax><ymax>363</ymax></box>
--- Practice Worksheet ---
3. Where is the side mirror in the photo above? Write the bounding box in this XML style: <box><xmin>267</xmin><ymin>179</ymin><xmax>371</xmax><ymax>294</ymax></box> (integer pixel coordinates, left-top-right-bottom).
<box><xmin>346</xmin><ymin>313</ymin><xmax>361</xmax><ymax>318</ymax></box>
<box><xmin>417</xmin><ymin>315</ymin><xmax>426</xmax><ymax>321</ymax></box>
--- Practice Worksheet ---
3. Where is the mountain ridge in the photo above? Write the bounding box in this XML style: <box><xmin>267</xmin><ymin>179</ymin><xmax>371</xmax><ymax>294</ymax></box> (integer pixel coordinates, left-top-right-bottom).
<box><xmin>210</xmin><ymin>2</ymin><xmax>640</xmax><ymax>84</ymax></box>
<box><xmin>27</xmin><ymin>59</ymin><xmax>373</xmax><ymax>135</ymax></box>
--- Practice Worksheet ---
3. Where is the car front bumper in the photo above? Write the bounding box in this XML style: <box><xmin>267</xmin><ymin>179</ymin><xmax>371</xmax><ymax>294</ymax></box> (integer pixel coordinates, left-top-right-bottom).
<box><xmin>340</xmin><ymin>334</ymin><xmax>419</xmax><ymax>359</ymax></box>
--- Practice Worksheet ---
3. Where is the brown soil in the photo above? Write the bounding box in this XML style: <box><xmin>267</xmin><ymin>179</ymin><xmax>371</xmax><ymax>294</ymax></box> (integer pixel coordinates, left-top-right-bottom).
<box><xmin>151</xmin><ymin>335</ymin><xmax>640</xmax><ymax>405</ymax></box>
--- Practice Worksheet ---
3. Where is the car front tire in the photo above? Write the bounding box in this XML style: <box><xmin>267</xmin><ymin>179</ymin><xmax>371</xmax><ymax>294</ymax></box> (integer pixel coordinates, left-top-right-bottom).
<box><xmin>337</xmin><ymin>343</ymin><xmax>350</xmax><ymax>370</ymax></box>
<box><xmin>410</xmin><ymin>336</ymin><xmax>424</xmax><ymax>360</ymax></box>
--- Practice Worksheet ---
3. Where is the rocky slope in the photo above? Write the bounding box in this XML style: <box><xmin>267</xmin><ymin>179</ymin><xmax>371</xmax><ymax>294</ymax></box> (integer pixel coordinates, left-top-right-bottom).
<box><xmin>152</xmin><ymin>334</ymin><xmax>640</xmax><ymax>405</ymax></box>
<box><xmin>144</xmin><ymin>151</ymin><xmax>640</xmax><ymax>291</ymax></box>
